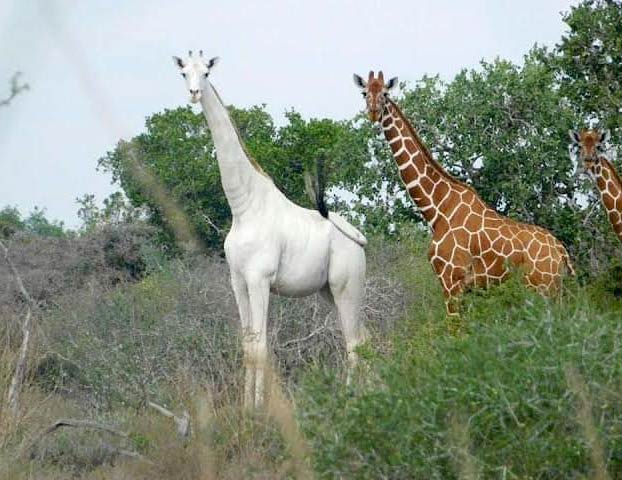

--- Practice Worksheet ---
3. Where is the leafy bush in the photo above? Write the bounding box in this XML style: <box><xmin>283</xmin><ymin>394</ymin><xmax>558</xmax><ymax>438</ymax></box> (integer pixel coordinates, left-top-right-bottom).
<box><xmin>299</xmin><ymin>278</ymin><xmax>622</xmax><ymax>479</ymax></box>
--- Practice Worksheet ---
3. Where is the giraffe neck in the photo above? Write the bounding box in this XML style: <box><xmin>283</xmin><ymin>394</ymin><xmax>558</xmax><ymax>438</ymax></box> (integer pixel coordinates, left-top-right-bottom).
<box><xmin>592</xmin><ymin>157</ymin><xmax>622</xmax><ymax>241</ymax></box>
<box><xmin>381</xmin><ymin>100</ymin><xmax>475</xmax><ymax>229</ymax></box>
<box><xmin>200</xmin><ymin>82</ymin><xmax>270</xmax><ymax>217</ymax></box>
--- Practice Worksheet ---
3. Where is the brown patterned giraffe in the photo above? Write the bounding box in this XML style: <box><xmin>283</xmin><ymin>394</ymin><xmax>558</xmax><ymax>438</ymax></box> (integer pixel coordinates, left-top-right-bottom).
<box><xmin>354</xmin><ymin>71</ymin><xmax>575</xmax><ymax>315</ymax></box>
<box><xmin>569</xmin><ymin>129</ymin><xmax>622</xmax><ymax>242</ymax></box>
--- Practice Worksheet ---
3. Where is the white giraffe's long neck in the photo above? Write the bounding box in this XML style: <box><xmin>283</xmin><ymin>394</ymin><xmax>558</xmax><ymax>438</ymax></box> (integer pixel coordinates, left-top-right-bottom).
<box><xmin>200</xmin><ymin>82</ymin><xmax>268</xmax><ymax>217</ymax></box>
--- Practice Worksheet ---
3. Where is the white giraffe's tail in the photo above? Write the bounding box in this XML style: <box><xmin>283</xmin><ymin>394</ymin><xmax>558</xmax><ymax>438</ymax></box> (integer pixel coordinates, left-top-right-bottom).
<box><xmin>304</xmin><ymin>155</ymin><xmax>367</xmax><ymax>247</ymax></box>
<box><xmin>327</xmin><ymin>212</ymin><xmax>368</xmax><ymax>247</ymax></box>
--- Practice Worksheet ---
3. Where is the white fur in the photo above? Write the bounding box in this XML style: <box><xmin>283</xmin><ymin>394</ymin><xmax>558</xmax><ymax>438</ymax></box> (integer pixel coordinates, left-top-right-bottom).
<box><xmin>175</xmin><ymin>53</ymin><xmax>367</xmax><ymax>408</ymax></box>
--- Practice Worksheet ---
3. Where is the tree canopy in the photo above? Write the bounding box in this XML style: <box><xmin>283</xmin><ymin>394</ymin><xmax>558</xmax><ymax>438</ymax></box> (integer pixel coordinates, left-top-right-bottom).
<box><xmin>96</xmin><ymin>0</ymin><xmax>622</xmax><ymax>274</ymax></box>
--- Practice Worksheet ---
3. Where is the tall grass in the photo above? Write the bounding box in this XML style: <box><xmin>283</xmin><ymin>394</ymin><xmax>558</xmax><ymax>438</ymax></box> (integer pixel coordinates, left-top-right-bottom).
<box><xmin>2</xmin><ymin>230</ymin><xmax>622</xmax><ymax>478</ymax></box>
<box><xmin>299</xmin><ymin>261</ymin><xmax>622</xmax><ymax>478</ymax></box>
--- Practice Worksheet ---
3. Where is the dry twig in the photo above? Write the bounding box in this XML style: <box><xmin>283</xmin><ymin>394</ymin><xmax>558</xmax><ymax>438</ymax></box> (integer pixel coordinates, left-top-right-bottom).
<box><xmin>148</xmin><ymin>401</ymin><xmax>191</xmax><ymax>438</ymax></box>
<box><xmin>0</xmin><ymin>72</ymin><xmax>29</xmax><ymax>108</ymax></box>
<box><xmin>1</xmin><ymin>239</ymin><xmax>36</xmax><ymax>417</ymax></box>
<box><xmin>25</xmin><ymin>418</ymin><xmax>152</xmax><ymax>464</ymax></box>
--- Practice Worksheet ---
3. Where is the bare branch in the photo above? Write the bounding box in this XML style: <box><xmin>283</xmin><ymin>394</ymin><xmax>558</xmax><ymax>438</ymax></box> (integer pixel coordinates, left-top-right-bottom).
<box><xmin>0</xmin><ymin>240</ymin><xmax>35</xmax><ymax>305</ymax></box>
<box><xmin>0</xmin><ymin>72</ymin><xmax>29</xmax><ymax>108</ymax></box>
<box><xmin>148</xmin><ymin>401</ymin><xmax>191</xmax><ymax>438</ymax></box>
<box><xmin>39</xmin><ymin>418</ymin><xmax>129</xmax><ymax>439</ymax></box>
<box><xmin>101</xmin><ymin>441</ymin><xmax>154</xmax><ymax>465</ymax></box>
<box><xmin>24</xmin><ymin>418</ymin><xmax>152</xmax><ymax>464</ymax></box>
<box><xmin>201</xmin><ymin>212</ymin><xmax>223</xmax><ymax>234</ymax></box>
<box><xmin>1</xmin><ymin>239</ymin><xmax>36</xmax><ymax>417</ymax></box>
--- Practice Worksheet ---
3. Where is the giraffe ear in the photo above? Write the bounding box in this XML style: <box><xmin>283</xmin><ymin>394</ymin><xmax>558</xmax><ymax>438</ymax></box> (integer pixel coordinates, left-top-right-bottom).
<box><xmin>568</xmin><ymin>129</ymin><xmax>581</xmax><ymax>145</ymax></box>
<box><xmin>206</xmin><ymin>56</ymin><xmax>220</xmax><ymax>70</ymax></box>
<box><xmin>600</xmin><ymin>130</ymin><xmax>610</xmax><ymax>144</ymax></box>
<box><xmin>385</xmin><ymin>77</ymin><xmax>398</xmax><ymax>91</ymax></box>
<box><xmin>353</xmin><ymin>73</ymin><xmax>367</xmax><ymax>89</ymax></box>
<box><xmin>172</xmin><ymin>56</ymin><xmax>185</xmax><ymax>69</ymax></box>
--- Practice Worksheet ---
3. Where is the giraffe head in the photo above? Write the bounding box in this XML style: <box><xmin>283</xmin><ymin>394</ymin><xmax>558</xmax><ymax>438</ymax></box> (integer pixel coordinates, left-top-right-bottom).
<box><xmin>353</xmin><ymin>71</ymin><xmax>398</xmax><ymax>122</ymax></box>
<box><xmin>172</xmin><ymin>50</ymin><xmax>219</xmax><ymax>104</ymax></box>
<box><xmin>569</xmin><ymin>129</ymin><xmax>610</xmax><ymax>175</ymax></box>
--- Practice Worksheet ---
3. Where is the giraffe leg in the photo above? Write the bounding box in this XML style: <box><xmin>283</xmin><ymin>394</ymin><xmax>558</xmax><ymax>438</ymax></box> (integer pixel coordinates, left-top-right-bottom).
<box><xmin>328</xmin><ymin>241</ymin><xmax>366</xmax><ymax>384</ymax></box>
<box><xmin>444</xmin><ymin>263</ymin><xmax>475</xmax><ymax>317</ymax></box>
<box><xmin>245</xmin><ymin>276</ymin><xmax>270</xmax><ymax>409</ymax></box>
<box><xmin>230</xmin><ymin>273</ymin><xmax>255</xmax><ymax>408</ymax></box>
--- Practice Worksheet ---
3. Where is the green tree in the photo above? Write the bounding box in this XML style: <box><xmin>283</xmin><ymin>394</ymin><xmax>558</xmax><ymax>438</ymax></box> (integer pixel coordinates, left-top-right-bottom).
<box><xmin>98</xmin><ymin>106</ymin><xmax>365</xmax><ymax>250</ymax></box>
<box><xmin>550</xmin><ymin>0</ymin><xmax>622</xmax><ymax>271</ymax></box>
<box><xmin>23</xmin><ymin>207</ymin><xmax>65</xmax><ymax>237</ymax></box>
<box><xmin>77</xmin><ymin>192</ymin><xmax>143</xmax><ymax>232</ymax></box>
<box><xmin>0</xmin><ymin>206</ymin><xmax>66</xmax><ymax>238</ymax></box>
<box><xmin>344</xmin><ymin>52</ymin><xmax>585</xmax><ymax>248</ymax></box>
<box><xmin>554</xmin><ymin>0</ymin><xmax>622</xmax><ymax>130</ymax></box>
<box><xmin>0</xmin><ymin>206</ymin><xmax>24</xmax><ymax>238</ymax></box>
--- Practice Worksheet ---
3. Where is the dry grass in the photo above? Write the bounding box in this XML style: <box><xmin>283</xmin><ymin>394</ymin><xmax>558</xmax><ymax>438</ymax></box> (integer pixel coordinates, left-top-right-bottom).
<box><xmin>0</xmin><ymin>235</ymin><xmax>406</xmax><ymax>479</ymax></box>
<box><xmin>565</xmin><ymin>365</ymin><xmax>611</xmax><ymax>480</ymax></box>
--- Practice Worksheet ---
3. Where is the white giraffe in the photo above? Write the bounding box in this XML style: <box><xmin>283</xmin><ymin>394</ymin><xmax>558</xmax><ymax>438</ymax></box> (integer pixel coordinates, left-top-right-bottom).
<box><xmin>173</xmin><ymin>51</ymin><xmax>367</xmax><ymax>408</ymax></box>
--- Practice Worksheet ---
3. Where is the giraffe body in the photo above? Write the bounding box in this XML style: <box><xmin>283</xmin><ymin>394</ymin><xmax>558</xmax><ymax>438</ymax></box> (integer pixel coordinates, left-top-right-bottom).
<box><xmin>174</xmin><ymin>52</ymin><xmax>367</xmax><ymax>408</ymax></box>
<box><xmin>356</xmin><ymin>71</ymin><xmax>574</xmax><ymax>314</ymax></box>
<box><xmin>570</xmin><ymin>129</ymin><xmax>622</xmax><ymax>242</ymax></box>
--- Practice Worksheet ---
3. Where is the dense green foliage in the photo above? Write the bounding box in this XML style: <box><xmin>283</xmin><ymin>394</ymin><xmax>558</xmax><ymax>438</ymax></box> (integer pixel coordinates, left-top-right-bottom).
<box><xmin>98</xmin><ymin>106</ymin><xmax>365</xmax><ymax>250</ymax></box>
<box><xmin>300</xmin><ymin>257</ymin><xmax>622</xmax><ymax>479</ymax></box>
<box><xmin>554</xmin><ymin>0</ymin><xmax>622</xmax><ymax>130</ymax></box>
<box><xmin>95</xmin><ymin>0</ymin><xmax>622</xmax><ymax>278</ymax></box>
<box><xmin>0</xmin><ymin>205</ymin><xmax>66</xmax><ymax>238</ymax></box>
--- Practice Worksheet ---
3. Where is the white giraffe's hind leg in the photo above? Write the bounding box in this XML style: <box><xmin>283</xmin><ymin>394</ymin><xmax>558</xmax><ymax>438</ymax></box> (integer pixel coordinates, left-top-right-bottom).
<box><xmin>328</xmin><ymin>245</ymin><xmax>366</xmax><ymax>383</ymax></box>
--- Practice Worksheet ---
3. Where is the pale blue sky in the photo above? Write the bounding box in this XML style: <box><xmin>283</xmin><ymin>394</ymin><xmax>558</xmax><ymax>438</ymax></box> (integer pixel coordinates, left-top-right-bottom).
<box><xmin>0</xmin><ymin>0</ymin><xmax>575</xmax><ymax>228</ymax></box>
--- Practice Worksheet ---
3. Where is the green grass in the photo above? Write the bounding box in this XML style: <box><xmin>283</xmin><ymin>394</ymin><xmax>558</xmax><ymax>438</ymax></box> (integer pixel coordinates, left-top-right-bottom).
<box><xmin>299</xmin><ymin>269</ymin><xmax>622</xmax><ymax>479</ymax></box>
<box><xmin>4</xmin><ymin>231</ymin><xmax>622</xmax><ymax>478</ymax></box>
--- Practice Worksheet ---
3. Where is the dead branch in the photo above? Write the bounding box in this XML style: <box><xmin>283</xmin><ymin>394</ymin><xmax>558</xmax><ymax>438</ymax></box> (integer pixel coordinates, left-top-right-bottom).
<box><xmin>1</xmin><ymin>239</ymin><xmax>36</xmax><ymax>417</ymax></box>
<box><xmin>101</xmin><ymin>441</ymin><xmax>154</xmax><ymax>465</ymax></box>
<box><xmin>0</xmin><ymin>72</ymin><xmax>29</xmax><ymax>108</ymax></box>
<box><xmin>148</xmin><ymin>401</ymin><xmax>191</xmax><ymax>438</ymax></box>
<box><xmin>24</xmin><ymin>418</ymin><xmax>152</xmax><ymax>464</ymax></box>
<box><xmin>34</xmin><ymin>418</ymin><xmax>130</xmax><ymax>441</ymax></box>
<box><xmin>277</xmin><ymin>313</ymin><xmax>331</xmax><ymax>350</ymax></box>
<box><xmin>201</xmin><ymin>212</ymin><xmax>223</xmax><ymax>234</ymax></box>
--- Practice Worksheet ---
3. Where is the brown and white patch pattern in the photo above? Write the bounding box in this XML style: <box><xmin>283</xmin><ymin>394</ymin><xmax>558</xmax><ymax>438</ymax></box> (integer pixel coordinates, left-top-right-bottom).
<box><xmin>357</xmin><ymin>71</ymin><xmax>574</xmax><ymax>315</ymax></box>
<box><xmin>570</xmin><ymin>129</ymin><xmax>622</xmax><ymax>241</ymax></box>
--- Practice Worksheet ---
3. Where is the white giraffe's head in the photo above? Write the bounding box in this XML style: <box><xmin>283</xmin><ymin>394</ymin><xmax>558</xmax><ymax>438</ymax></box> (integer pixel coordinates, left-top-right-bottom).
<box><xmin>172</xmin><ymin>50</ymin><xmax>219</xmax><ymax>104</ymax></box>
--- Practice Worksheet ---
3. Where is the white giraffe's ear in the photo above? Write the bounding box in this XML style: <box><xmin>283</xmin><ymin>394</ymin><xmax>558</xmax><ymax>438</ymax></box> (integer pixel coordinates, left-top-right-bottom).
<box><xmin>385</xmin><ymin>77</ymin><xmax>398</xmax><ymax>90</ymax></box>
<box><xmin>207</xmin><ymin>57</ymin><xmax>220</xmax><ymax>69</ymax></box>
<box><xmin>600</xmin><ymin>130</ymin><xmax>610</xmax><ymax>144</ymax></box>
<box><xmin>353</xmin><ymin>73</ymin><xmax>366</xmax><ymax>89</ymax></box>
<box><xmin>568</xmin><ymin>129</ymin><xmax>581</xmax><ymax>144</ymax></box>
<box><xmin>172</xmin><ymin>56</ymin><xmax>185</xmax><ymax>69</ymax></box>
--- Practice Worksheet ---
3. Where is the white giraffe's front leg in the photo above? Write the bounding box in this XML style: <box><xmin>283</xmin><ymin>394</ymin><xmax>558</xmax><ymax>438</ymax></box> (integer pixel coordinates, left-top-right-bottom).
<box><xmin>245</xmin><ymin>276</ymin><xmax>270</xmax><ymax>408</ymax></box>
<box><xmin>230</xmin><ymin>273</ymin><xmax>255</xmax><ymax>407</ymax></box>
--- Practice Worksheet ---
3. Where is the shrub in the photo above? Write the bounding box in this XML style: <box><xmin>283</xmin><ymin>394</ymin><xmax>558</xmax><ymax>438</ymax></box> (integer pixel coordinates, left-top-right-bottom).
<box><xmin>299</xmin><ymin>278</ymin><xmax>622</xmax><ymax>479</ymax></box>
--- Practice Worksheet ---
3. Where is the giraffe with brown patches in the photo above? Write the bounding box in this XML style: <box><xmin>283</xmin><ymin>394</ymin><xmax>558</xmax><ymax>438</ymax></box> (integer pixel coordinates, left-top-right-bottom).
<box><xmin>569</xmin><ymin>129</ymin><xmax>622</xmax><ymax>242</ymax></box>
<box><xmin>354</xmin><ymin>71</ymin><xmax>575</xmax><ymax>315</ymax></box>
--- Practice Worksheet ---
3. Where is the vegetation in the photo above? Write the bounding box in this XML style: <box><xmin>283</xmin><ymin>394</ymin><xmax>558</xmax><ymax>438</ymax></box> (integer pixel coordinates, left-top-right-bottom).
<box><xmin>2</xmin><ymin>1</ymin><xmax>622</xmax><ymax>478</ymax></box>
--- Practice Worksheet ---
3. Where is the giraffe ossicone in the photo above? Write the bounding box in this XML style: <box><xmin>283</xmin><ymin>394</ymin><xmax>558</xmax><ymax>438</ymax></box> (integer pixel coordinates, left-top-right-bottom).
<box><xmin>355</xmin><ymin>70</ymin><xmax>574</xmax><ymax>316</ymax></box>
<box><xmin>174</xmin><ymin>52</ymin><xmax>368</xmax><ymax>408</ymax></box>
<box><xmin>570</xmin><ymin>128</ymin><xmax>622</xmax><ymax>242</ymax></box>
